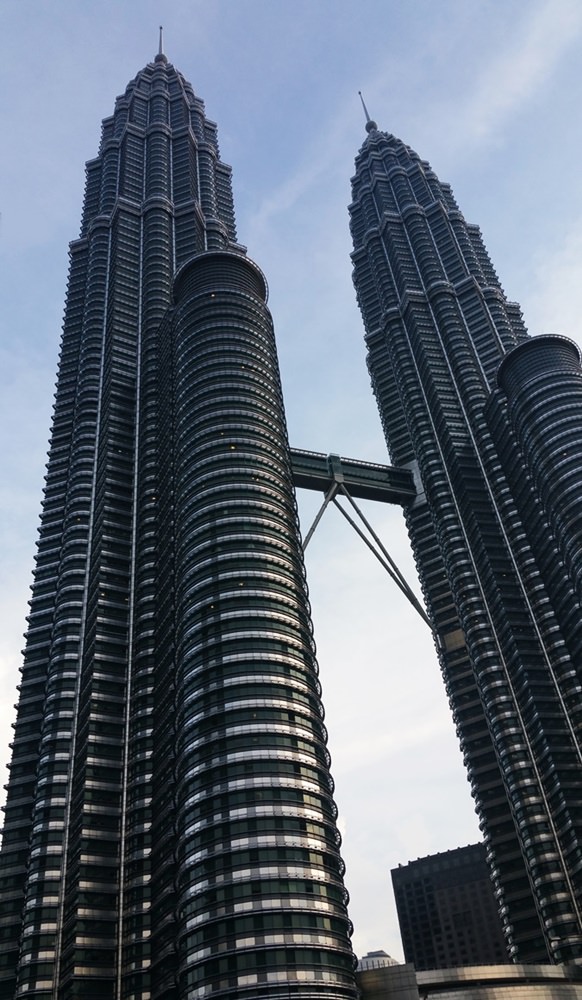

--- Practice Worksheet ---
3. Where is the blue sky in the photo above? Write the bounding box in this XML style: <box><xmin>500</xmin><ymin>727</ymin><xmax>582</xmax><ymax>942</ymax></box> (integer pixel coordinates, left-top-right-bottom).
<box><xmin>2</xmin><ymin>0</ymin><xmax>582</xmax><ymax>962</ymax></box>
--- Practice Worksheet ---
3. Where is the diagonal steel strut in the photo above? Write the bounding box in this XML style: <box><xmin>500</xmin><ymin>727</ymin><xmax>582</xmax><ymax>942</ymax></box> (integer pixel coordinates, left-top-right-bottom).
<box><xmin>332</xmin><ymin>486</ymin><xmax>433</xmax><ymax>631</ymax></box>
<box><xmin>302</xmin><ymin>482</ymin><xmax>340</xmax><ymax>551</ymax></box>
<box><xmin>301</xmin><ymin>481</ymin><xmax>432</xmax><ymax>631</ymax></box>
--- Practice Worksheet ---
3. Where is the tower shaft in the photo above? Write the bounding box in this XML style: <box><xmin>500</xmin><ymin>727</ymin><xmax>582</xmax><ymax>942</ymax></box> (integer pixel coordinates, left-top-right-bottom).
<box><xmin>0</xmin><ymin>54</ymin><xmax>356</xmax><ymax>1000</ymax></box>
<box><xmin>350</xmin><ymin>125</ymin><xmax>582</xmax><ymax>963</ymax></box>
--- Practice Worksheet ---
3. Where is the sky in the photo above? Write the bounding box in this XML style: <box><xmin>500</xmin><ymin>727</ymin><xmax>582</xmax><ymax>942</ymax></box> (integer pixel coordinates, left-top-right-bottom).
<box><xmin>2</xmin><ymin>0</ymin><xmax>582</xmax><ymax>964</ymax></box>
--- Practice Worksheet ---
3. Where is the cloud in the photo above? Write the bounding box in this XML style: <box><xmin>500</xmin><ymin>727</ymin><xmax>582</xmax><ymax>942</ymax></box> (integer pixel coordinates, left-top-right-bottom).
<box><xmin>351</xmin><ymin>0</ymin><xmax>582</xmax><ymax>174</ymax></box>
<box><xmin>243</xmin><ymin>0</ymin><xmax>582</xmax><ymax>261</ymax></box>
<box><xmin>245</xmin><ymin>103</ymin><xmax>359</xmax><ymax>244</ymax></box>
<box><xmin>460</xmin><ymin>0</ymin><xmax>582</xmax><ymax>144</ymax></box>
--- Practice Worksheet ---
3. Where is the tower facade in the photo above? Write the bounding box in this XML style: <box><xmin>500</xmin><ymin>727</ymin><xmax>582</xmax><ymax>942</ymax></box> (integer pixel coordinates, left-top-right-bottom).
<box><xmin>350</xmin><ymin>119</ymin><xmax>582</xmax><ymax>964</ymax></box>
<box><xmin>0</xmin><ymin>51</ymin><xmax>357</xmax><ymax>1000</ymax></box>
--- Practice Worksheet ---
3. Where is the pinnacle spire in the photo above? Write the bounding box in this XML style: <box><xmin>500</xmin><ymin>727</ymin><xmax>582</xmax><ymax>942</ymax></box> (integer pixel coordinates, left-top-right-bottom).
<box><xmin>155</xmin><ymin>25</ymin><xmax>167</xmax><ymax>63</ymax></box>
<box><xmin>358</xmin><ymin>91</ymin><xmax>377</xmax><ymax>133</ymax></box>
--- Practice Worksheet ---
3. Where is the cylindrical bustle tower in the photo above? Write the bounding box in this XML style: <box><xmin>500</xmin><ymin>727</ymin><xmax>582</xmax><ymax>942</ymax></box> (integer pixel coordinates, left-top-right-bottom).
<box><xmin>497</xmin><ymin>335</ymin><xmax>582</xmax><ymax>603</ymax></box>
<box><xmin>149</xmin><ymin>251</ymin><xmax>356</xmax><ymax>999</ymax></box>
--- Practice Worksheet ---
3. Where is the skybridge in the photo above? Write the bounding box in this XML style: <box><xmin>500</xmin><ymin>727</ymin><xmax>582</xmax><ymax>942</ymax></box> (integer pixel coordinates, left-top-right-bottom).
<box><xmin>289</xmin><ymin>448</ymin><xmax>430</xmax><ymax>629</ymax></box>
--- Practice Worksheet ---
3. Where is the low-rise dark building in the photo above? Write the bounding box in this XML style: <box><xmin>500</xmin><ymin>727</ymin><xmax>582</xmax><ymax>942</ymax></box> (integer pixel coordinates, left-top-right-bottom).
<box><xmin>391</xmin><ymin>844</ymin><xmax>508</xmax><ymax>970</ymax></box>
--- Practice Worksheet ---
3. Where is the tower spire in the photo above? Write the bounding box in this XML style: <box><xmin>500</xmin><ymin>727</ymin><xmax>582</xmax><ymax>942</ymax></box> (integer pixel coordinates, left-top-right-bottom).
<box><xmin>155</xmin><ymin>25</ymin><xmax>167</xmax><ymax>62</ymax></box>
<box><xmin>358</xmin><ymin>91</ymin><xmax>377</xmax><ymax>133</ymax></box>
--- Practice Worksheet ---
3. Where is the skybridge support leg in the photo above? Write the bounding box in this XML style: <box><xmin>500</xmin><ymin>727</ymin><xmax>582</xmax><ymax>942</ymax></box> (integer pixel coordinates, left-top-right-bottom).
<box><xmin>302</xmin><ymin>482</ymin><xmax>340</xmax><ymax>551</ymax></box>
<box><xmin>332</xmin><ymin>485</ymin><xmax>433</xmax><ymax>631</ymax></box>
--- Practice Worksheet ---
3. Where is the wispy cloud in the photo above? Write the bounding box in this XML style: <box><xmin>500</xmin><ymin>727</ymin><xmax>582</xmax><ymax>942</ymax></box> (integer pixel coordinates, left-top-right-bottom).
<box><xmin>460</xmin><ymin>0</ymin><xmax>582</xmax><ymax>143</ymax></box>
<box><xmin>352</xmin><ymin>0</ymin><xmax>582</xmax><ymax>171</ymax></box>
<box><xmin>245</xmin><ymin>100</ymin><xmax>359</xmax><ymax>243</ymax></box>
<box><xmin>246</xmin><ymin>0</ymin><xmax>582</xmax><ymax>246</ymax></box>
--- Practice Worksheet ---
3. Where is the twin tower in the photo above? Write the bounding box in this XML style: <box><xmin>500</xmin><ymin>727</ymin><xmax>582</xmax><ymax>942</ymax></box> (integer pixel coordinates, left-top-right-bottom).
<box><xmin>2</xmin><ymin>46</ymin><xmax>582</xmax><ymax>1000</ymax></box>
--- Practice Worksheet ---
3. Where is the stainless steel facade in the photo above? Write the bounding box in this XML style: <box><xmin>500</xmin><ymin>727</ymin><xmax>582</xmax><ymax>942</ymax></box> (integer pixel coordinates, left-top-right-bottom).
<box><xmin>349</xmin><ymin>120</ymin><xmax>582</xmax><ymax>963</ymax></box>
<box><xmin>0</xmin><ymin>52</ymin><xmax>356</xmax><ymax>1000</ymax></box>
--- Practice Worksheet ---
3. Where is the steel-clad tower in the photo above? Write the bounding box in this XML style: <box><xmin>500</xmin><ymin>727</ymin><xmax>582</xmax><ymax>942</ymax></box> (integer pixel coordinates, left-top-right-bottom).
<box><xmin>0</xmin><ymin>48</ymin><xmax>357</xmax><ymax>1000</ymax></box>
<box><xmin>350</xmin><ymin>116</ymin><xmax>582</xmax><ymax>964</ymax></box>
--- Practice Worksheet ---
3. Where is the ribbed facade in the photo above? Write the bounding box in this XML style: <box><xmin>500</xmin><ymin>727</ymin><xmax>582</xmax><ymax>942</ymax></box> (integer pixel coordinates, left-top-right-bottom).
<box><xmin>495</xmin><ymin>335</ymin><xmax>582</xmax><ymax>608</ymax></box>
<box><xmin>350</xmin><ymin>122</ymin><xmax>582</xmax><ymax>963</ymax></box>
<box><xmin>0</xmin><ymin>52</ymin><xmax>356</xmax><ymax>1000</ymax></box>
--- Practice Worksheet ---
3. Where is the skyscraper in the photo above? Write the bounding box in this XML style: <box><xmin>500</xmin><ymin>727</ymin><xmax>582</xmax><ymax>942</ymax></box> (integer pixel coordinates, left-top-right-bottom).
<box><xmin>0</xmin><ymin>46</ymin><xmax>357</xmax><ymax>1000</ymax></box>
<box><xmin>350</xmin><ymin>114</ymin><xmax>582</xmax><ymax>964</ymax></box>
